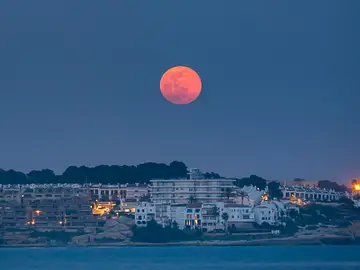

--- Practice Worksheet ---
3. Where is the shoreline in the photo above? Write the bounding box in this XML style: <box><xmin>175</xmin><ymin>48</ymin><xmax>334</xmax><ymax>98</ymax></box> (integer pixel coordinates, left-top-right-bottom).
<box><xmin>1</xmin><ymin>236</ymin><xmax>358</xmax><ymax>248</ymax></box>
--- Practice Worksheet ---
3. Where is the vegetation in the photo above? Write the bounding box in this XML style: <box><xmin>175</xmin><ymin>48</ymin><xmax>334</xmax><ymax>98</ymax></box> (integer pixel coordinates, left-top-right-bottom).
<box><xmin>221</xmin><ymin>212</ymin><xmax>229</xmax><ymax>232</ymax></box>
<box><xmin>223</xmin><ymin>187</ymin><xmax>234</xmax><ymax>199</ymax></box>
<box><xmin>267</xmin><ymin>181</ymin><xmax>283</xmax><ymax>199</ymax></box>
<box><xmin>0</xmin><ymin>161</ymin><xmax>190</xmax><ymax>184</ymax></box>
<box><xmin>280</xmin><ymin>220</ymin><xmax>298</xmax><ymax>236</ymax></box>
<box><xmin>317</xmin><ymin>180</ymin><xmax>348</xmax><ymax>192</ymax></box>
<box><xmin>131</xmin><ymin>220</ymin><xmax>202</xmax><ymax>243</ymax></box>
<box><xmin>338</xmin><ymin>196</ymin><xmax>355</xmax><ymax>207</ymax></box>
<box><xmin>237</xmin><ymin>191</ymin><xmax>248</xmax><ymax>205</ymax></box>
<box><xmin>235</xmin><ymin>175</ymin><xmax>267</xmax><ymax>190</ymax></box>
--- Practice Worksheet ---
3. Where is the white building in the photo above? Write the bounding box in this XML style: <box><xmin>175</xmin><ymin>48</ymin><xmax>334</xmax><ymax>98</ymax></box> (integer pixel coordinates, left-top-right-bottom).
<box><xmin>135</xmin><ymin>202</ymin><xmax>155</xmax><ymax>227</ymax></box>
<box><xmin>150</xmin><ymin>170</ymin><xmax>236</xmax><ymax>204</ymax></box>
<box><xmin>89</xmin><ymin>184</ymin><xmax>126</xmax><ymax>201</ymax></box>
<box><xmin>234</xmin><ymin>185</ymin><xmax>264</xmax><ymax>206</ymax></box>
<box><xmin>184</xmin><ymin>203</ymin><xmax>202</xmax><ymax>229</ymax></box>
<box><xmin>254</xmin><ymin>204</ymin><xmax>278</xmax><ymax>226</ymax></box>
<box><xmin>170</xmin><ymin>204</ymin><xmax>187</xmax><ymax>229</ymax></box>
<box><xmin>201</xmin><ymin>203</ymin><xmax>220</xmax><ymax>232</ymax></box>
<box><xmin>126</xmin><ymin>184</ymin><xmax>149</xmax><ymax>201</ymax></box>
<box><xmin>281</xmin><ymin>186</ymin><xmax>341</xmax><ymax>202</ymax></box>
<box><xmin>221</xmin><ymin>203</ymin><xmax>255</xmax><ymax>228</ymax></box>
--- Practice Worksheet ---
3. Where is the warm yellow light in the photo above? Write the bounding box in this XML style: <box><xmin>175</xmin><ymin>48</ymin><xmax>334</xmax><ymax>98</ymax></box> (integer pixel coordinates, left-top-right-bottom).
<box><xmin>59</xmin><ymin>221</ymin><xmax>63</xmax><ymax>225</ymax></box>
<box><xmin>35</xmin><ymin>210</ymin><xmax>41</xmax><ymax>215</ymax></box>
<box><xmin>354</xmin><ymin>184</ymin><xmax>360</xmax><ymax>191</ymax></box>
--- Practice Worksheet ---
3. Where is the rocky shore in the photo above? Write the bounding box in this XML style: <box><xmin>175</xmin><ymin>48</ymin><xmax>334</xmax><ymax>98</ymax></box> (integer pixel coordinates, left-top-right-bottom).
<box><xmin>1</xmin><ymin>235</ymin><xmax>358</xmax><ymax>248</ymax></box>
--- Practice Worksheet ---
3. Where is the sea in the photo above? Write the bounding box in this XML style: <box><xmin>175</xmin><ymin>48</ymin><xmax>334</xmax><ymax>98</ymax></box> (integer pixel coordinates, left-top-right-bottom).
<box><xmin>1</xmin><ymin>246</ymin><xmax>359</xmax><ymax>270</ymax></box>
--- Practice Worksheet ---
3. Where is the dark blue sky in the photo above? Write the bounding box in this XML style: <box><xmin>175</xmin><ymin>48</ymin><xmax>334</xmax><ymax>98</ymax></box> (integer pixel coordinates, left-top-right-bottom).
<box><xmin>0</xmin><ymin>1</ymin><xmax>359</xmax><ymax>182</ymax></box>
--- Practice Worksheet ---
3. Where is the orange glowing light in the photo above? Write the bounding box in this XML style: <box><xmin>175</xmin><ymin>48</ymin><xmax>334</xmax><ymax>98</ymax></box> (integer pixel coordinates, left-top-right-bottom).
<box><xmin>160</xmin><ymin>66</ymin><xmax>202</xmax><ymax>105</ymax></box>
<box><xmin>354</xmin><ymin>184</ymin><xmax>360</xmax><ymax>191</ymax></box>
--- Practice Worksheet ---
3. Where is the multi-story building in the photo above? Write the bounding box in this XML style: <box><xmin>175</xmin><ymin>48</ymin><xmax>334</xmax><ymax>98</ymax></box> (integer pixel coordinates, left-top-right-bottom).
<box><xmin>150</xmin><ymin>169</ymin><xmax>236</xmax><ymax>204</ymax></box>
<box><xmin>221</xmin><ymin>203</ymin><xmax>254</xmax><ymax>226</ymax></box>
<box><xmin>0</xmin><ymin>204</ymin><xmax>32</xmax><ymax>229</ymax></box>
<box><xmin>254</xmin><ymin>205</ymin><xmax>278</xmax><ymax>226</ymax></box>
<box><xmin>169</xmin><ymin>204</ymin><xmax>186</xmax><ymax>228</ymax></box>
<box><xmin>184</xmin><ymin>203</ymin><xmax>202</xmax><ymax>229</ymax></box>
<box><xmin>126</xmin><ymin>184</ymin><xmax>149</xmax><ymax>200</ymax></box>
<box><xmin>281</xmin><ymin>186</ymin><xmax>341</xmax><ymax>202</ymax></box>
<box><xmin>21</xmin><ymin>187</ymin><xmax>86</xmax><ymax>205</ymax></box>
<box><xmin>135</xmin><ymin>202</ymin><xmax>155</xmax><ymax>227</ymax></box>
<box><xmin>89</xmin><ymin>184</ymin><xmax>127</xmax><ymax>201</ymax></box>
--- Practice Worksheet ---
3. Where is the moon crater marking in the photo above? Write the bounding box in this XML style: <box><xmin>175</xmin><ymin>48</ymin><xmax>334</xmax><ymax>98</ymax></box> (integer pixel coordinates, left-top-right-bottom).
<box><xmin>160</xmin><ymin>66</ymin><xmax>202</xmax><ymax>105</ymax></box>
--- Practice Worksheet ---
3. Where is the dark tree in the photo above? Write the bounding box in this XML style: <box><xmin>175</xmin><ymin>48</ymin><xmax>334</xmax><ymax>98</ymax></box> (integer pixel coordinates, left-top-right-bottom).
<box><xmin>27</xmin><ymin>169</ymin><xmax>56</xmax><ymax>184</ymax></box>
<box><xmin>203</xmin><ymin>172</ymin><xmax>221</xmax><ymax>179</ymax></box>
<box><xmin>223</xmin><ymin>187</ymin><xmax>233</xmax><ymax>199</ymax></box>
<box><xmin>235</xmin><ymin>175</ymin><xmax>267</xmax><ymax>190</ymax></box>
<box><xmin>267</xmin><ymin>181</ymin><xmax>283</xmax><ymax>199</ymax></box>
<box><xmin>318</xmin><ymin>180</ymin><xmax>348</xmax><ymax>192</ymax></box>
<box><xmin>0</xmin><ymin>169</ymin><xmax>28</xmax><ymax>184</ymax></box>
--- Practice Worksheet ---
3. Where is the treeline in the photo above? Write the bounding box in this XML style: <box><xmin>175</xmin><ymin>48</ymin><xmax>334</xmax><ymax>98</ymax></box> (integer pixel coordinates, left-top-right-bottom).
<box><xmin>0</xmin><ymin>162</ymin><xmax>348</xmax><ymax>192</ymax></box>
<box><xmin>317</xmin><ymin>180</ymin><xmax>348</xmax><ymax>192</ymax></box>
<box><xmin>0</xmin><ymin>161</ymin><xmax>221</xmax><ymax>185</ymax></box>
<box><xmin>235</xmin><ymin>175</ymin><xmax>267</xmax><ymax>190</ymax></box>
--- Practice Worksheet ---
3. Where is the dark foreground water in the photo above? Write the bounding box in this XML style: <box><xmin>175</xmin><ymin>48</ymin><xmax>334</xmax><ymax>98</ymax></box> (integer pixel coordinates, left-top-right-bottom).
<box><xmin>1</xmin><ymin>246</ymin><xmax>359</xmax><ymax>270</ymax></box>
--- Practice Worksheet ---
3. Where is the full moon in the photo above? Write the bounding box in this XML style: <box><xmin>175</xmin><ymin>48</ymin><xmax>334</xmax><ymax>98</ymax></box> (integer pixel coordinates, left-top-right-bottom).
<box><xmin>160</xmin><ymin>66</ymin><xmax>202</xmax><ymax>105</ymax></box>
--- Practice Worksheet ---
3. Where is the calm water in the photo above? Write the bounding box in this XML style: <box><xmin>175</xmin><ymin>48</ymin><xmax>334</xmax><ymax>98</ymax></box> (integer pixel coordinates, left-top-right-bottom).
<box><xmin>1</xmin><ymin>246</ymin><xmax>359</xmax><ymax>270</ymax></box>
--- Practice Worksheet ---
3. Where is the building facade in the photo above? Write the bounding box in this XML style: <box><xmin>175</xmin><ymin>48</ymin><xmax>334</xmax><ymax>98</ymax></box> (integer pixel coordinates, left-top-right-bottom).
<box><xmin>151</xmin><ymin>178</ymin><xmax>236</xmax><ymax>204</ymax></box>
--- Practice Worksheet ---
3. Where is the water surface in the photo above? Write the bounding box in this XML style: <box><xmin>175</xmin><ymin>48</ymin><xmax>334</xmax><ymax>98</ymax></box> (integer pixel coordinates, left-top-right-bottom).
<box><xmin>1</xmin><ymin>246</ymin><xmax>359</xmax><ymax>270</ymax></box>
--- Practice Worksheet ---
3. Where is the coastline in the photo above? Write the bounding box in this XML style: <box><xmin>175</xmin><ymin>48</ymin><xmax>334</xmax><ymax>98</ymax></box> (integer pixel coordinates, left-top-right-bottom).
<box><xmin>1</xmin><ymin>236</ymin><xmax>358</xmax><ymax>248</ymax></box>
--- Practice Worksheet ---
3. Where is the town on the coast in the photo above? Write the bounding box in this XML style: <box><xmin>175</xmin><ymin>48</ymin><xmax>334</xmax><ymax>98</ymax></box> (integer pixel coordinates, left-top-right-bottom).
<box><xmin>1</xmin><ymin>162</ymin><xmax>360</xmax><ymax>247</ymax></box>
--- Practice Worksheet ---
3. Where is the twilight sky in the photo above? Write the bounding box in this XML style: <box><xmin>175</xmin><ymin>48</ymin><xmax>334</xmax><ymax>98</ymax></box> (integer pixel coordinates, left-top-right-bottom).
<box><xmin>0</xmin><ymin>1</ymin><xmax>359</xmax><ymax>183</ymax></box>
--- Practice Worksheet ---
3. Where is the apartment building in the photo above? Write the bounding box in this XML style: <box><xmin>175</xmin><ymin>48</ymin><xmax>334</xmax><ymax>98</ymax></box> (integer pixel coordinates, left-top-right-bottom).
<box><xmin>89</xmin><ymin>184</ymin><xmax>127</xmax><ymax>201</ymax></box>
<box><xmin>150</xmin><ymin>176</ymin><xmax>236</xmax><ymax>204</ymax></box>
<box><xmin>135</xmin><ymin>202</ymin><xmax>155</xmax><ymax>227</ymax></box>
<box><xmin>184</xmin><ymin>203</ymin><xmax>202</xmax><ymax>229</ymax></box>
<box><xmin>222</xmin><ymin>203</ymin><xmax>254</xmax><ymax>227</ymax></box>
<box><xmin>126</xmin><ymin>184</ymin><xmax>149</xmax><ymax>200</ymax></box>
<box><xmin>21</xmin><ymin>187</ymin><xmax>86</xmax><ymax>205</ymax></box>
<box><xmin>19</xmin><ymin>196</ymin><xmax>98</xmax><ymax>233</ymax></box>
<box><xmin>281</xmin><ymin>186</ymin><xmax>341</xmax><ymax>201</ymax></box>
<box><xmin>0</xmin><ymin>204</ymin><xmax>32</xmax><ymax>229</ymax></box>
